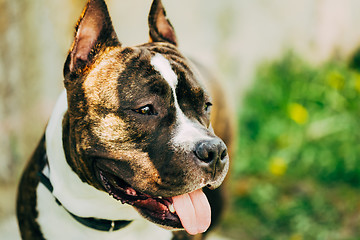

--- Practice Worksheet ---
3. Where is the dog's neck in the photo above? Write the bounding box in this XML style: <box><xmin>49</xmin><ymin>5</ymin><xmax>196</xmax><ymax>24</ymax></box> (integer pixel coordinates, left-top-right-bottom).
<box><xmin>44</xmin><ymin>90</ymin><xmax>140</xmax><ymax>221</ymax></box>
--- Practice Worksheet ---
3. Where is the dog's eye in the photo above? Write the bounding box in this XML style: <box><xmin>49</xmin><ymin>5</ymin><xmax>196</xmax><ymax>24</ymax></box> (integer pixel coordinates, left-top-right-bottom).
<box><xmin>204</xmin><ymin>102</ymin><xmax>213</xmax><ymax>113</ymax></box>
<box><xmin>133</xmin><ymin>105</ymin><xmax>157</xmax><ymax>115</ymax></box>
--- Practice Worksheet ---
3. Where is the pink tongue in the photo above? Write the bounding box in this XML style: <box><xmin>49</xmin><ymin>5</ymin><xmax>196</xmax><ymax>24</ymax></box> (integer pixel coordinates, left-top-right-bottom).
<box><xmin>172</xmin><ymin>189</ymin><xmax>211</xmax><ymax>235</ymax></box>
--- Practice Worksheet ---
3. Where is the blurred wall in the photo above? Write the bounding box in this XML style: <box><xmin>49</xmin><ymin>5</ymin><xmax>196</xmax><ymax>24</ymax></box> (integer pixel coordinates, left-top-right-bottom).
<box><xmin>2</xmin><ymin>0</ymin><xmax>360</xmax><ymax>237</ymax></box>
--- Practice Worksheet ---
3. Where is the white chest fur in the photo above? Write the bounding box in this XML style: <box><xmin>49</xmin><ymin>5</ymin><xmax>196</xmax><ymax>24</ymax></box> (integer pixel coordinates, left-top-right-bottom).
<box><xmin>36</xmin><ymin>183</ymin><xmax>172</xmax><ymax>240</ymax></box>
<box><xmin>36</xmin><ymin>90</ymin><xmax>172</xmax><ymax>240</ymax></box>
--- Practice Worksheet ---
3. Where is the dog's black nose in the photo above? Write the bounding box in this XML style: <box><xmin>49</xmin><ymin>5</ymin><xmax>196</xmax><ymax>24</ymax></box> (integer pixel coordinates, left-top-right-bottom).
<box><xmin>194</xmin><ymin>139</ymin><xmax>228</xmax><ymax>171</ymax></box>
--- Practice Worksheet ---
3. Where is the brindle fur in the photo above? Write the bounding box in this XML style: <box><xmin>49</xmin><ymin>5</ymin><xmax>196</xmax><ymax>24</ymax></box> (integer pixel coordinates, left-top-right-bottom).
<box><xmin>17</xmin><ymin>135</ymin><xmax>46</xmax><ymax>240</ymax></box>
<box><xmin>17</xmin><ymin>0</ymin><xmax>234</xmax><ymax>239</ymax></box>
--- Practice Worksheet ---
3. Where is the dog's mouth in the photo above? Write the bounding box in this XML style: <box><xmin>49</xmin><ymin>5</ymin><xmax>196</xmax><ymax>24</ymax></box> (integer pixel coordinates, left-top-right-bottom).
<box><xmin>97</xmin><ymin>168</ymin><xmax>180</xmax><ymax>227</ymax></box>
<box><xmin>95</xmin><ymin>165</ymin><xmax>211</xmax><ymax>235</ymax></box>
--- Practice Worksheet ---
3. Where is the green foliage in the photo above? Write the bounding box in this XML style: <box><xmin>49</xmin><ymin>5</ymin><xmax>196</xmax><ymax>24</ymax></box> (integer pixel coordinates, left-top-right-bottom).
<box><xmin>224</xmin><ymin>54</ymin><xmax>360</xmax><ymax>239</ymax></box>
<box><xmin>236</xmin><ymin>53</ymin><xmax>360</xmax><ymax>185</ymax></box>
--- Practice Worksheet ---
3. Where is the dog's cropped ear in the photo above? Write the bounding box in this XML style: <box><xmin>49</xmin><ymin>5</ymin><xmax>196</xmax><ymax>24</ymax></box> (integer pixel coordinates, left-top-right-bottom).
<box><xmin>148</xmin><ymin>0</ymin><xmax>177</xmax><ymax>46</ymax></box>
<box><xmin>64</xmin><ymin>0</ymin><xmax>119</xmax><ymax>79</ymax></box>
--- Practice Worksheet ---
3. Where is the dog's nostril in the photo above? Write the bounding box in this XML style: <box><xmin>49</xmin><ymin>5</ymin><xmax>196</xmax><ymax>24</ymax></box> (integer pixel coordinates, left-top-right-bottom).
<box><xmin>195</xmin><ymin>142</ymin><xmax>214</xmax><ymax>163</ymax></box>
<box><xmin>220</xmin><ymin>148</ymin><xmax>228</xmax><ymax>160</ymax></box>
<box><xmin>207</xmin><ymin>152</ymin><xmax>215</xmax><ymax>163</ymax></box>
<box><xmin>194</xmin><ymin>140</ymin><xmax>227</xmax><ymax>164</ymax></box>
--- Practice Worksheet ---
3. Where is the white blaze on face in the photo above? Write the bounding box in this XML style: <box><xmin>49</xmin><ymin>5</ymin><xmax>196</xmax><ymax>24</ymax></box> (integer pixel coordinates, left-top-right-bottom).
<box><xmin>150</xmin><ymin>54</ymin><xmax>212</xmax><ymax>235</ymax></box>
<box><xmin>150</xmin><ymin>54</ymin><xmax>212</xmax><ymax>151</ymax></box>
<box><xmin>151</xmin><ymin>53</ymin><xmax>178</xmax><ymax>89</ymax></box>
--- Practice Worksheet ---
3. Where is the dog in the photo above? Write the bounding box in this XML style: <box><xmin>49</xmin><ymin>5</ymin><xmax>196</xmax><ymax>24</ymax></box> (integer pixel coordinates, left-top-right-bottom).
<box><xmin>16</xmin><ymin>0</ymin><xmax>234</xmax><ymax>239</ymax></box>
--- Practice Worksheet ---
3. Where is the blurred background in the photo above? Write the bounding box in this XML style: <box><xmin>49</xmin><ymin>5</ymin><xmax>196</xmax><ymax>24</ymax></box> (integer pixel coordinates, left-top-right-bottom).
<box><xmin>1</xmin><ymin>0</ymin><xmax>360</xmax><ymax>239</ymax></box>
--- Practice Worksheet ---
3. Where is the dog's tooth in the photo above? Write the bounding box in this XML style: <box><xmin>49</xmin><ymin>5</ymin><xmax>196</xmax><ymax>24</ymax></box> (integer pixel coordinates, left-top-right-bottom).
<box><xmin>201</xmin><ymin>178</ymin><xmax>206</xmax><ymax>184</ymax></box>
<box><xmin>158</xmin><ymin>196</ymin><xmax>163</xmax><ymax>199</ymax></box>
<box><xmin>126</xmin><ymin>188</ymin><xmax>137</xmax><ymax>196</ymax></box>
<box><xmin>168</xmin><ymin>203</ymin><xmax>176</xmax><ymax>213</ymax></box>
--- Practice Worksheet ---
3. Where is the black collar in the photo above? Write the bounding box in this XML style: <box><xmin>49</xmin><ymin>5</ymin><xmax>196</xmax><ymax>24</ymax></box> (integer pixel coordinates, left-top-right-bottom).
<box><xmin>38</xmin><ymin>154</ymin><xmax>132</xmax><ymax>232</ymax></box>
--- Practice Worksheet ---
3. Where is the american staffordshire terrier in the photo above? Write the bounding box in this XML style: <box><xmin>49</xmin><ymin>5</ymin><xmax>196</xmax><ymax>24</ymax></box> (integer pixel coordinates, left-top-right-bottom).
<box><xmin>17</xmin><ymin>0</ymin><xmax>233</xmax><ymax>239</ymax></box>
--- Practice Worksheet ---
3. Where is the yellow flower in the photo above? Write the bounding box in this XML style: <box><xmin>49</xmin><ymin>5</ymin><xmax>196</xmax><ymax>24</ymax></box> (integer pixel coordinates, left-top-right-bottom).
<box><xmin>287</xmin><ymin>103</ymin><xmax>308</xmax><ymax>125</ymax></box>
<box><xmin>269</xmin><ymin>157</ymin><xmax>287</xmax><ymax>176</ymax></box>
<box><xmin>327</xmin><ymin>71</ymin><xmax>344</xmax><ymax>90</ymax></box>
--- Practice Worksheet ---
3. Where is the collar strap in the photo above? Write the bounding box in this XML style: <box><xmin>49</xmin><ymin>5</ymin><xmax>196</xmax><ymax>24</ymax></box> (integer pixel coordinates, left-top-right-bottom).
<box><xmin>38</xmin><ymin>156</ymin><xmax>132</xmax><ymax>232</ymax></box>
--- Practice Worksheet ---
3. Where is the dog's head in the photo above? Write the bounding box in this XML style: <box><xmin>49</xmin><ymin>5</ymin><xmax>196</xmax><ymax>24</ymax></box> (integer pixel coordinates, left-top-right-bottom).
<box><xmin>62</xmin><ymin>0</ymin><xmax>229</xmax><ymax>234</ymax></box>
